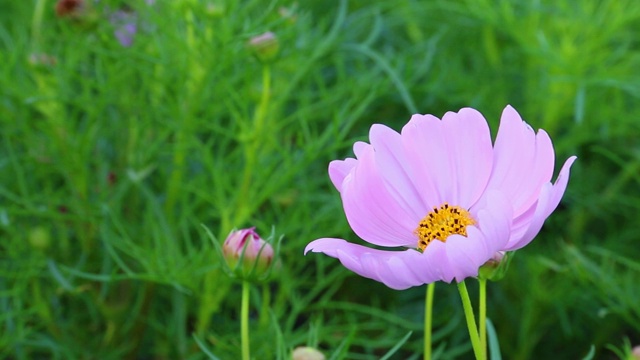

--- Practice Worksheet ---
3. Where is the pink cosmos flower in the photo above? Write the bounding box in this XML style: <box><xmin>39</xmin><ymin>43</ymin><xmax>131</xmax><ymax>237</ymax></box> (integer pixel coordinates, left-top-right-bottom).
<box><xmin>305</xmin><ymin>105</ymin><xmax>576</xmax><ymax>290</ymax></box>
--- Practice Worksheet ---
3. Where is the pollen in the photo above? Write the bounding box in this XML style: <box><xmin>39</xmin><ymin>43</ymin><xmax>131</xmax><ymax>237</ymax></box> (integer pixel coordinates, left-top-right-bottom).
<box><xmin>415</xmin><ymin>203</ymin><xmax>476</xmax><ymax>251</ymax></box>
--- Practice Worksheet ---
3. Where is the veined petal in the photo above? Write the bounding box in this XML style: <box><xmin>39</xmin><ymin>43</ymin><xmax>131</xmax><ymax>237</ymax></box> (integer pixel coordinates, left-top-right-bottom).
<box><xmin>401</xmin><ymin>113</ymin><xmax>448</xmax><ymax>207</ymax></box>
<box><xmin>340</xmin><ymin>145</ymin><xmax>418</xmax><ymax>247</ymax></box>
<box><xmin>486</xmin><ymin>105</ymin><xmax>555</xmax><ymax>216</ymax></box>
<box><xmin>504</xmin><ymin>156</ymin><xmax>577</xmax><ymax>250</ymax></box>
<box><xmin>442</xmin><ymin>108</ymin><xmax>494</xmax><ymax>207</ymax></box>
<box><xmin>369</xmin><ymin>124</ymin><xmax>427</xmax><ymax>218</ymax></box>
<box><xmin>401</xmin><ymin>108</ymin><xmax>493</xmax><ymax>208</ymax></box>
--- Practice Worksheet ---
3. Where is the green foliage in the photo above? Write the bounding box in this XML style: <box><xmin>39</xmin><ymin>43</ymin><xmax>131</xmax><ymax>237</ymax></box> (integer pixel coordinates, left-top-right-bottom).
<box><xmin>1</xmin><ymin>0</ymin><xmax>639</xmax><ymax>358</ymax></box>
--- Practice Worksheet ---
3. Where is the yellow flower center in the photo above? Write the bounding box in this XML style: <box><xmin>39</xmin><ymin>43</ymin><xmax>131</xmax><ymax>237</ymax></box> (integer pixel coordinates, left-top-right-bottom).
<box><xmin>415</xmin><ymin>203</ymin><xmax>476</xmax><ymax>251</ymax></box>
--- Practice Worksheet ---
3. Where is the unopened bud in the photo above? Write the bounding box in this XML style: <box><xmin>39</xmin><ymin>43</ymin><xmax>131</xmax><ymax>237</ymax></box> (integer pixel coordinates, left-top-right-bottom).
<box><xmin>292</xmin><ymin>346</ymin><xmax>325</xmax><ymax>360</ymax></box>
<box><xmin>205</xmin><ymin>2</ymin><xmax>226</xmax><ymax>17</ymax></box>
<box><xmin>223</xmin><ymin>227</ymin><xmax>275</xmax><ymax>281</ymax></box>
<box><xmin>478</xmin><ymin>251</ymin><xmax>513</xmax><ymax>281</ymax></box>
<box><xmin>632</xmin><ymin>345</ymin><xmax>640</xmax><ymax>359</ymax></box>
<box><xmin>248</xmin><ymin>32</ymin><xmax>279</xmax><ymax>63</ymax></box>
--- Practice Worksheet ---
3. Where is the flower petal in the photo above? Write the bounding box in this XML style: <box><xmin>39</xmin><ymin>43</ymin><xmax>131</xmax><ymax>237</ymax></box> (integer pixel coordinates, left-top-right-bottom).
<box><xmin>340</xmin><ymin>144</ymin><xmax>418</xmax><ymax>247</ymax></box>
<box><xmin>474</xmin><ymin>190</ymin><xmax>513</xmax><ymax>252</ymax></box>
<box><xmin>327</xmin><ymin>141</ymin><xmax>373</xmax><ymax>192</ymax></box>
<box><xmin>445</xmin><ymin>231</ymin><xmax>487</xmax><ymax>282</ymax></box>
<box><xmin>442</xmin><ymin>108</ymin><xmax>494</xmax><ymax>207</ymax></box>
<box><xmin>504</xmin><ymin>156</ymin><xmax>577</xmax><ymax>250</ymax></box>
<box><xmin>353</xmin><ymin>141</ymin><xmax>369</xmax><ymax>159</ymax></box>
<box><xmin>369</xmin><ymin>124</ymin><xmax>427</xmax><ymax>218</ymax></box>
<box><xmin>444</xmin><ymin>190</ymin><xmax>512</xmax><ymax>281</ymax></box>
<box><xmin>328</xmin><ymin>158</ymin><xmax>358</xmax><ymax>192</ymax></box>
<box><xmin>486</xmin><ymin>105</ymin><xmax>555</xmax><ymax>216</ymax></box>
<box><xmin>401</xmin><ymin>108</ymin><xmax>493</xmax><ymax>208</ymax></box>
<box><xmin>417</xmin><ymin>240</ymin><xmax>454</xmax><ymax>283</ymax></box>
<box><xmin>304</xmin><ymin>238</ymin><xmax>425</xmax><ymax>290</ymax></box>
<box><xmin>400</xmin><ymin>114</ymin><xmax>449</xmax><ymax>207</ymax></box>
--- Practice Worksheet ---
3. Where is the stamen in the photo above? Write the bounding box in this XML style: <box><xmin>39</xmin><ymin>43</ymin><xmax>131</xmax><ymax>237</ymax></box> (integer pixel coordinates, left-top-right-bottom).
<box><xmin>415</xmin><ymin>202</ymin><xmax>476</xmax><ymax>251</ymax></box>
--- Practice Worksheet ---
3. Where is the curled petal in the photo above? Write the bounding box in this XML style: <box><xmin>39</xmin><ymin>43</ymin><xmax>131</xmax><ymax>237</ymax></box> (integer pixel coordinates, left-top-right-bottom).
<box><xmin>304</xmin><ymin>238</ymin><xmax>425</xmax><ymax>290</ymax></box>
<box><xmin>328</xmin><ymin>158</ymin><xmax>357</xmax><ymax>192</ymax></box>
<box><xmin>353</xmin><ymin>141</ymin><xmax>369</xmax><ymax>159</ymax></box>
<box><xmin>327</xmin><ymin>141</ymin><xmax>372</xmax><ymax>192</ymax></box>
<box><xmin>504</xmin><ymin>156</ymin><xmax>577</xmax><ymax>250</ymax></box>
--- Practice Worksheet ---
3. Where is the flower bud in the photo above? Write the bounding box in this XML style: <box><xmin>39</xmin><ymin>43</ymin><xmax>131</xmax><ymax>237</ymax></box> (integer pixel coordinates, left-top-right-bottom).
<box><xmin>223</xmin><ymin>227</ymin><xmax>275</xmax><ymax>281</ymax></box>
<box><xmin>248</xmin><ymin>32</ymin><xmax>279</xmax><ymax>63</ymax></box>
<box><xmin>478</xmin><ymin>251</ymin><xmax>513</xmax><ymax>281</ymax></box>
<box><xmin>292</xmin><ymin>346</ymin><xmax>325</xmax><ymax>360</ymax></box>
<box><xmin>205</xmin><ymin>2</ymin><xmax>226</xmax><ymax>17</ymax></box>
<box><xmin>632</xmin><ymin>345</ymin><xmax>640</xmax><ymax>360</ymax></box>
<box><xmin>279</xmin><ymin>6</ymin><xmax>298</xmax><ymax>24</ymax></box>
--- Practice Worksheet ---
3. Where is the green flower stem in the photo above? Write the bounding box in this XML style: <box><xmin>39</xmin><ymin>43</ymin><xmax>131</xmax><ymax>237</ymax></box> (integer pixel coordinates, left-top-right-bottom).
<box><xmin>479</xmin><ymin>278</ymin><xmax>487</xmax><ymax>360</ymax></box>
<box><xmin>424</xmin><ymin>282</ymin><xmax>435</xmax><ymax>360</ymax></box>
<box><xmin>241</xmin><ymin>281</ymin><xmax>251</xmax><ymax>360</ymax></box>
<box><xmin>165</xmin><ymin>4</ymin><xmax>202</xmax><ymax>216</ymax></box>
<box><xmin>236</xmin><ymin>64</ymin><xmax>272</xmax><ymax>224</ymax></box>
<box><xmin>32</xmin><ymin>0</ymin><xmax>47</xmax><ymax>50</ymax></box>
<box><xmin>457</xmin><ymin>281</ymin><xmax>484</xmax><ymax>360</ymax></box>
<box><xmin>255</xmin><ymin>65</ymin><xmax>272</xmax><ymax>137</ymax></box>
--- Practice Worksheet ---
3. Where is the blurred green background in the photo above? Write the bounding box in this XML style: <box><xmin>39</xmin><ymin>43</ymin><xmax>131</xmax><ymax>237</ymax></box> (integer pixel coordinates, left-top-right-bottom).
<box><xmin>1</xmin><ymin>0</ymin><xmax>640</xmax><ymax>359</ymax></box>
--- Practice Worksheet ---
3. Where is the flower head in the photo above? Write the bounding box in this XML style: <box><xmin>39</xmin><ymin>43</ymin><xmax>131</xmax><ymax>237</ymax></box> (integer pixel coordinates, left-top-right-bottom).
<box><xmin>223</xmin><ymin>227</ymin><xmax>275</xmax><ymax>280</ymax></box>
<box><xmin>305</xmin><ymin>105</ymin><xmax>576</xmax><ymax>290</ymax></box>
<box><xmin>248</xmin><ymin>32</ymin><xmax>280</xmax><ymax>63</ymax></box>
<box><xmin>110</xmin><ymin>10</ymin><xmax>138</xmax><ymax>47</ymax></box>
<box><xmin>292</xmin><ymin>346</ymin><xmax>325</xmax><ymax>360</ymax></box>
